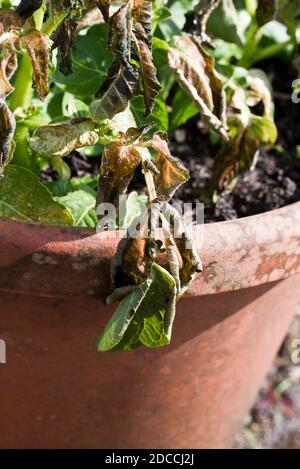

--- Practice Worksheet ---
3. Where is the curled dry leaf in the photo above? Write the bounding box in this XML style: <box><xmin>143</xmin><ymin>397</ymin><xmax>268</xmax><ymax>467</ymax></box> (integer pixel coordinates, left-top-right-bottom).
<box><xmin>0</xmin><ymin>98</ymin><xmax>16</xmax><ymax>175</ymax></box>
<box><xmin>156</xmin><ymin>201</ymin><xmax>202</xmax><ymax>296</ymax></box>
<box><xmin>0</xmin><ymin>32</ymin><xmax>19</xmax><ymax>98</ymax></box>
<box><xmin>145</xmin><ymin>132</ymin><xmax>190</xmax><ymax>201</ymax></box>
<box><xmin>132</xmin><ymin>0</ymin><xmax>153</xmax><ymax>50</ymax></box>
<box><xmin>168</xmin><ymin>34</ymin><xmax>228</xmax><ymax>140</ymax></box>
<box><xmin>90</xmin><ymin>60</ymin><xmax>140</xmax><ymax>122</ymax></box>
<box><xmin>96</xmin><ymin>135</ymin><xmax>142</xmax><ymax>211</ymax></box>
<box><xmin>51</xmin><ymin>15</ymin><xmax>78</xmax><ymax>76</ymax></box>
<box><xmin>0</xmin><ymin>9</ymin><xmax>24</xmax><ymax>34</ymax></box>
<box><xmin>21</xmin><ymin>29</ymin><xmax>51</xmax><ymax>101</ymax></box>
<box><xmin>30</xmin><ymin>118</ymin><xmax>98</xmax><ymax>157</ymax></box>
<box><xmin>135</xmin><ymin>38</ymin><xmax>161</xmax><ymax>117</ymax></box>
<box><xmin>132</xmin><ymin>0</ymin><xmax>160</xmax><ymax>116</ymax></box>
<box><xmin>210</xmin><ymin>104</ymin><xmax>277</xmax><ymax>195</ymax></box>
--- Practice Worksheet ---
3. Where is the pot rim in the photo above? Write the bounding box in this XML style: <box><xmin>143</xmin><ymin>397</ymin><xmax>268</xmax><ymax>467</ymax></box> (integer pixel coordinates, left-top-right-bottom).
<box><xmin>1</xmin><ymin>201</ymin><xmax>300</xmax><ymax>299</ymax></box>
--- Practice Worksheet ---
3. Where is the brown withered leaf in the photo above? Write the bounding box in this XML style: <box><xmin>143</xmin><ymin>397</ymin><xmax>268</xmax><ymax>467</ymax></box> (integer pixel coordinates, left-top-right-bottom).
<box><xmin>0</xmin><ymin>98</ymin><xmax>16</xmax><ymax>174</ymax></box>
<box><xmin>156</xmin><ymin>201</ymin><xmax>202</xmax><ymax>296</ymax></box>
<box><xmin>0</xmin><ymin>8</ymin><xmax>24</xmax><ymax>33</ymax></box>
<box><xmin>132</xmin><ymin>0</ymin><xmax>153</xmax><ymax>50</ymax></box>
<box><xmin>145</xmin><ymin>133</ymin><xmax>190</xmax><ymax>201</ymax></box>
<box><xmin>112</xmin><ymin>236</ymin><xmax>153</xmax><ymax>288</ymax></box>
<box><xmin>210</xmin><ymin>110</ymin><xmax>277</xmax><ymax>195</ymax></box>
<box><xmin>108</xmin><ymin>1</ymin><xmax>130</xmax><ymax>63</ymax></box>
<box><xmin>96</xmin><ymin>136</ymin><xmax>141</xmax><ymax>211</ymax></box>
<box><xmin>135</xmin><ymin>39</ymin><xmax>160</xmax><ymax>117</ymax></box>
<box><xmin>30</xmin><ymin>118</ymin><xmax>98</xmax><ymax>157</ymax></box>
<box><xmin>90</xmin><ymin>59</ymin><xmax>140</xmax><ymax>122</ymax></box>
<box><xmin>21</xmin><ymin>29</ymin><xmax>50</xmax><ymax>101</ymax></box>
<box><xmin>51</xmin><ymin>15</ymin><xmax>78</xmax><ymax>76</ymax></box>
<box><xmin>0</xmin><ymin>32</ymin><xmax>19</xmax><ymax>98</ymax></box>
<box><xmin>168</xmin><ymin>35</ymin><xmax>228</xmax><ymax>140</ymax></box>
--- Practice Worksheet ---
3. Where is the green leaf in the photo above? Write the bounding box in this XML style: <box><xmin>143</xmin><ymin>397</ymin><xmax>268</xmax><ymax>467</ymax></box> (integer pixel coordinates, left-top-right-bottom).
<box><xmin>130</xmin><ymin>95</ymin><xmax>168</xmax><ymax>131</ymax></box>
<box><xmin>207</xmin><ymin>0</ymin><xmax>246</xmax><ymax>45</ymax></box>
<box><xmin>119</xmin><ymin>190</ymin><xmax>148</xmax><ymax>229</ymax></box>
<box><xmin>53</xmin><ymin>34</ymin><xmax>113</xmax><ymax>97</ymax></box>
<box><xmin>55</xmin><ymin>189</ymin><xmax>97</xmax><ymax>227</ymax></box>
<box><xmin>170</xmin><ymin>88</ymin><xmax>198</xmax><ymax>130</ymax></box>
<box><xmin>96</xmin><ymin>263</ymin><xmax>176</xmax><ymax>352</ymax></box>
<box><xmin>62</xmin><ymin>92</ymin><xmax>89</xmax><ymax>118</ymax></box>
<box><xmin>0</xmin><ymin>164</ymin><xmax>74</xmax><ymax>225</ymax></box>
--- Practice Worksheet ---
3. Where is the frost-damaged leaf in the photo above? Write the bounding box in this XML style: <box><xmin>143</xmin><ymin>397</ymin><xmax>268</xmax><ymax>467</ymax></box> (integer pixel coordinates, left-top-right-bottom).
<box><xmin>132</xmin><ymin>1</ymin><xmax>160</xmax><ymax>116</ymax></box>
<box><xmin>107</xmin><ymin>0</ymin><xmax>130</xmax><ymax>62</ymax></box>
<box><xmin>111</xmin><ymin>236</ymin><xmax>154</xmax><ymax>288</ymax></box>
<box><xmin>16</xmin><ymin>0</ymin><xmax>43</xmax><ymax>19</ymax></box>
<box><xmin>0</xmin><ymin>32</ymin><xmax>18</xmax><ymax>98</ymax></box>
<box><xmin>156</xmin><ymin>201</ymin><xmax>202</xmax><ymax>296</ymax></box>
<box><xmin>210</xmin><ymin>112</ymin><xmax>277</xmax><ymax>195</ymax></box>
<box><xmin>135</xmin><ymin>39</ymin><xmax>161</xmax><ymax>117</ymax></box>
<box><xmin>0</xmin><ymin>8</ymin><xmax>24</xmax><ymax>33</ymax></box>
<box><xmin>0</xmin><ymin>165</ymin><xmax>74</xmax><ymax>225</ymax></box>
<box><xmin>146</xmin><ymin>132</ymin><xmax>189</xmax><ymax>201</ymax></box>
<box><xmin>90</xmin><ymin>59</ymin><xmax>140</xmax><ymax>122</ymax></box>
<box><xmin>51</xmin><ymin>15</ymin><xmax>78</xmax><ymax>76</ymax></box>
<box><xmin>21</xmin><ymin>29</ymin><xmax>50</xmax><ymax>101</ymax></box>
<box><xmin>256</xmin><ymin>0</ymin><xmax>277</xmax><ymax>26</ymax></box>
<box><xmin>168</xmin><ymin>35</ymin><xmax>228</xmax><ymax>140</ymax></box>
<box><xmin>0</xmin><ymin>98</ymin><xmax>15</xmax><ymax>175</ymax></box>
<box><xmin>96</xmin><ymin>135</ymin><xmax>141</xmax><ymax>211</ymax></box>
<box><xmin>132</xmin><ymin>0</ymin><xmax>153</xmax><ymax>50</ymax></box>
<box><xmin>30</xmin><ymin>118</ymin><xmax>99</xmax><ymax>157</ymax></box>
<box><xmin>96</xmin><ymin>263</ymin><xmax>176</xmax><ymax>351</ymax></box>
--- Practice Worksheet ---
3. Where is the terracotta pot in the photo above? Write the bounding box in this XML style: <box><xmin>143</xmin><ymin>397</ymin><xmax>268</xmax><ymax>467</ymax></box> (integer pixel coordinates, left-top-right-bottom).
<box><xmin>1</xmin><ymin>202</ymin><xmax>300</xmax><ymax>449</ymax></box>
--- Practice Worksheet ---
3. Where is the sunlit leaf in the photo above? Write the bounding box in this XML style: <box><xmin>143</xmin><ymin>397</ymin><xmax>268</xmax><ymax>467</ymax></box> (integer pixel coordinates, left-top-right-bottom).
<box><xmin>146</xmin><ymin>132</ymin><xmax>189</xmax><ymax>201</ymax></box>
<box><xmin>96</xmin><ymin>263</ymin><xmax>176</xmax><ymax>351</ymax></box>
<box><xmin>0</xmin><ymin>164</ymin><xmax>74</xmax><ymax>225</ymax></box>
<box><xmin>30</xmin><ymin>117</ymin><xmax>99</xmax><ymax>157</ymax></box>
<box><xmin>55</xmin><ymin>189</ymin><xmax>97</xmax><ymax>227</ymax></box>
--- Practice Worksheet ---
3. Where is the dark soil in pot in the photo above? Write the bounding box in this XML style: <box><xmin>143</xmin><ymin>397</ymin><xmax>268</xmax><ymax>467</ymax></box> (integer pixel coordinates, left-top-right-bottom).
<box><xmin>41</xmin><ymin>59</ymin><xmax>300</xmax><ymax>222</ymax></box>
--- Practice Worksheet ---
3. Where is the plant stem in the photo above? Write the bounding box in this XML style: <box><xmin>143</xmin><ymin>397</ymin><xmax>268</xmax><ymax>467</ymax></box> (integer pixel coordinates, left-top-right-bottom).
<box><xmin>140</xmin><ymin>149</ymin><xmax>157</xmax><ymax>202</ymax></box>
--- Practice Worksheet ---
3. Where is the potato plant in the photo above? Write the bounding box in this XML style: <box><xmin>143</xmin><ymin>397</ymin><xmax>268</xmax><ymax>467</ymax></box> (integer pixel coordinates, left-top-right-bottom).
<box><xmin>0</xmin><ymin>0</ymin><xmax>298</xmax><ymax>350</ymax></box>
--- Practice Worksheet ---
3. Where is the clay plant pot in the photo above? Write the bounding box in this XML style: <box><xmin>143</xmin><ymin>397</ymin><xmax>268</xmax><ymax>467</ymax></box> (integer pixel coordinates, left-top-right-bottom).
<box><xmin>1</xmin><ymin>201</ymin><xmax>300</xmax><ymax>449</ymax></box>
